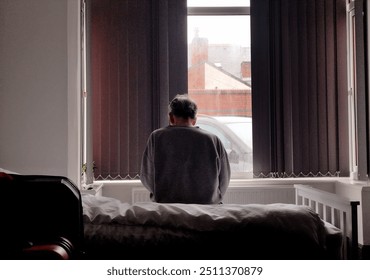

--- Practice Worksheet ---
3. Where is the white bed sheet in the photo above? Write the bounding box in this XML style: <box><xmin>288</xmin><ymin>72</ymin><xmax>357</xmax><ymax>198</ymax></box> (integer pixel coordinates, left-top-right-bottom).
<box><xmin>81</xmin><ymin>194</ymin><xmax>343</xmax><ymax>259</ymax></box>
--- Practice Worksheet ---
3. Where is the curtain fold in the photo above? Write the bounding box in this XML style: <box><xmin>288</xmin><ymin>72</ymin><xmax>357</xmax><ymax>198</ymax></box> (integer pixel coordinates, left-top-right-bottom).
<box><xmin>251</xmin><ymin>0</ymin><xmax>349</xmax><ymax>178</ymax></box>
<box><xmin>90</xmin><ymin>0</ymin><xmax>187</xmax><ymax>180</ymax></box>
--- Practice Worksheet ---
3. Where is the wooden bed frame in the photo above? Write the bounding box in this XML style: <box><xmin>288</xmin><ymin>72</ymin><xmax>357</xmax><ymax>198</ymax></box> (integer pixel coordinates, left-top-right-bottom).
<box><xmin>294</xmin><ymin>184</ymin><xmax>360</xmax><ymax>259</ymax></box>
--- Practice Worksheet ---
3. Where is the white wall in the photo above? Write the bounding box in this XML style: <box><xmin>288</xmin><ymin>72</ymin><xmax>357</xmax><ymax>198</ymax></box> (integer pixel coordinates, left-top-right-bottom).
<box><xmin>0</xmin><ymin>0</ymin><xmax>80</xmax><ymax>185</ymax></box>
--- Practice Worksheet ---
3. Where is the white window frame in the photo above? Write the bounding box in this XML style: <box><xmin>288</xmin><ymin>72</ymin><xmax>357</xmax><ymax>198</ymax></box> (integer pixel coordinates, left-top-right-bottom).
<box><xmin>81</xmin><ymin>0</ymin><xmax>94</xmax><ymax>187</ymax></box>
<box><xmin>188</xmin><ymin>6</ymin><xmax>250</xmax><ymax>16</ymax></box>
<box><xmin>347</xmin><ymin>0</ymin><xmax>358</xmax><ymax>180</ymax></box>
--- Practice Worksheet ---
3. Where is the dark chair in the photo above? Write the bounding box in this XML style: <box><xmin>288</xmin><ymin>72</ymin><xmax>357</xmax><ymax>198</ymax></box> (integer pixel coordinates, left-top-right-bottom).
<box><xmin>0</xmin><ymin>174</ymin><xmax>84</xmax><ymax>259</ymax></box>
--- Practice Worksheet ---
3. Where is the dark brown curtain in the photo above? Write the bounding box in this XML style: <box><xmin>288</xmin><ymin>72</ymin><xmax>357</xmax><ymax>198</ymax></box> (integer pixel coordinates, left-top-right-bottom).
<box><xmin>89</xmin><ymin>0</ymin><xmax>187</xmax><ymax>180</ymax></box>
<box><xmin>251</xmin><ymin>0</ymin><xmax>349</xmax><ymax>177</ymax></box>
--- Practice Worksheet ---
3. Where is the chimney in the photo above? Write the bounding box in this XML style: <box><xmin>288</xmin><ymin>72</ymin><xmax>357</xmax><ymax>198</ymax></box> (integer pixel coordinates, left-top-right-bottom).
<box><xmin>241</xmin><ymin>61</ymin><xmax>251</xmax><ymax>79</ymax></box>
<box><xmin>191</xmin><ymin>28</ymin><xmax>208</xmax><ymax>65</ymax></box>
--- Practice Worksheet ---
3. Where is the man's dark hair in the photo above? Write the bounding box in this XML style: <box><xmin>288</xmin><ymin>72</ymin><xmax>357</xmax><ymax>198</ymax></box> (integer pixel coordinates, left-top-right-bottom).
<box><xmin>168</xmin><ymin>94</ymin><xmax>198</xmax><ymax>119</ymax></box>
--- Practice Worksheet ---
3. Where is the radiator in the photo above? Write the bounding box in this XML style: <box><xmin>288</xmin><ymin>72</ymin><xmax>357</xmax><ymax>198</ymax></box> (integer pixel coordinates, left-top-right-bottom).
<box><xmin>132</xmin><ymin>187</ymin><xmax>151</xmax><ymax>203</ymax></box>
<box><xmin>223</xmin><ymin>186</ymin><xmax>295</xmax><ymax>204</ymax></box>
<box><xmin>132</xmin><ymin>186</ymin><xmax>295</xmax><ymax>204</ymax></box>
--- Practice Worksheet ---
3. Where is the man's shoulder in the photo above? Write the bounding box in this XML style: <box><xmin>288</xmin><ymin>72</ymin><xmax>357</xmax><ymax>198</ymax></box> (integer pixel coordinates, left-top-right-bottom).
<box><xmin>195</xmin><ymin>126</ymin><xmax>221</xmax><ymax>140</ymax></box>
<box><xmin>151</xmin><ymin>126</ymin><xmax>220</xmax><ymax>141</ymax></box>
<box><xmin>150</xmin><ymin>126</ymin><xmax>172</xmax><ymax>136</ymax></box>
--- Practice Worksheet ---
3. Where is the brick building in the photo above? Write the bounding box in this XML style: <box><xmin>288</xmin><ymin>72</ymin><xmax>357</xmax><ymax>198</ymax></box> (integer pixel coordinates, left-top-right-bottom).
<box><xmin>188</xmin><ymin>34</ymin><xmax>252</xmax><ymax>117</ymax></box>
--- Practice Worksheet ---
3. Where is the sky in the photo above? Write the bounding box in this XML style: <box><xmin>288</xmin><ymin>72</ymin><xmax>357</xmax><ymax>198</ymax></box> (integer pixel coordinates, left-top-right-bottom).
<box><xmin>187</xmin><ymin>0</ymin><xmax>251</xmax><ymax>47</ymax></box>
<box><xmin>188</xmin><ymin>16</ymin><xmax>250</xmax><ymax>47</ymax></box>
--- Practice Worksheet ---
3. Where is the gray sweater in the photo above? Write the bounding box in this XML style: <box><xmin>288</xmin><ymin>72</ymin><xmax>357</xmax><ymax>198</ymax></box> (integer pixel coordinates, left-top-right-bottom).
<box><xmin>140</xmin><ymin>126</ymin><xmax>230</xmax><ymax>204</ymax></box>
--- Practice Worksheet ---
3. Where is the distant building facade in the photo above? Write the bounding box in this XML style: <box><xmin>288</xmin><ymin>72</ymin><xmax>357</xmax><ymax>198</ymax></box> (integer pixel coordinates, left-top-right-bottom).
<box><xmin>188</xmin><ymin>34</ymin><xmax>252</xmax><ymax>117</ymax></box>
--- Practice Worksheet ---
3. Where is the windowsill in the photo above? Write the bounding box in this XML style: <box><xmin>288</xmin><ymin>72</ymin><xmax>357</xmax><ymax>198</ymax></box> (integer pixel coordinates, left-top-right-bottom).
<box><xmin>96</xmin><ymin>176</ymin><xmax>370</xmax><ymax>217</ymax></box>
<box><xmin>94</xmin><ymin>176</ymin><xmax>370</xmax><ymax>188</ymax></box>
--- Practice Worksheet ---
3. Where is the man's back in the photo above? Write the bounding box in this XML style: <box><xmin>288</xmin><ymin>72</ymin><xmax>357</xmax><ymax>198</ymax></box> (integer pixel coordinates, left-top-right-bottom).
<box><xmin>140</xmin><ymin>125</ymin><xmax>230</xmax><ymax>204</ymax></box>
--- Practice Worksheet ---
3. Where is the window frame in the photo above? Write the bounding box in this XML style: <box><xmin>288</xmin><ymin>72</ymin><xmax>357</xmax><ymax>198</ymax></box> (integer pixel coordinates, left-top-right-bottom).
<box><xmin>346</xmin><ymin>0</ymin><xmax>369</xmax><ymax>181</ymax></box>
<box><xmin>81</xmin><ymin>0</ymin><xmax>357</xmax><ymax>184</ymax></box>
<box><xmin>346</xmin><ymin>0</ymin><xmax>358</xmax><ymax>179</ymax></box>
<box><xmin>187</xmin><ymin>6</ymin><xmax>250</xmax><ymax>16</ymax></box>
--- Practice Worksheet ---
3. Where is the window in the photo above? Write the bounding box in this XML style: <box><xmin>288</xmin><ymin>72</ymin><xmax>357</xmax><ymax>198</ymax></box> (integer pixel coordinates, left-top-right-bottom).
<box><xmin>187</xmin><ymin>0</ymin><xmax>252</xmax><ymax>179</ymax></box>
<box><xmin>84</xmin><ymin>0</ymin><xmax>357</xmax><ymax>183</ymax></box>
<box><xmin>84</xmin><ymin>0</ymin><xmax>251</xmax><ymax>182</ymax></box>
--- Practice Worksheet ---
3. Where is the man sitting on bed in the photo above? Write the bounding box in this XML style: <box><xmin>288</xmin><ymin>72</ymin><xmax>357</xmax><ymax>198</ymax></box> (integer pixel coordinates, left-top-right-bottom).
<box><xmin>140</xmin><ymin>94</ymin><xmax>230</xmax><ymax>204</ymax></box>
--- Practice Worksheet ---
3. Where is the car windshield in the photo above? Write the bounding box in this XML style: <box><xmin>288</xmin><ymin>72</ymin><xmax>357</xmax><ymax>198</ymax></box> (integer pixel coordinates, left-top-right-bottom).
<box><xmin>223</xmin><ymin>122</ymin><xmax>252</xmax><ymax>147</ymax></box>
<box><xmin>212</xmin><ymin>117</ymin><xmax>252</xmax><ymax>148</ymax></box>
<box><xmin>196</xmin><ymin>115</ymin><xmax>253</xmax><ymax>177</ymax></box>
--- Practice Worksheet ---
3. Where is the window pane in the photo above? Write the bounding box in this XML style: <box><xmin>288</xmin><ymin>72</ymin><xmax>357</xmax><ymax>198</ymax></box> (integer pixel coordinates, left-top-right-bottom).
<box><xmin>187</xmin><ymin>0</ymin><xmax>250</xmax><ymax>7</ymax></box>
<box><xmin>187</xmin><ymin>15</ymin><xmax>252</xmax><ymax>178</ymax></box>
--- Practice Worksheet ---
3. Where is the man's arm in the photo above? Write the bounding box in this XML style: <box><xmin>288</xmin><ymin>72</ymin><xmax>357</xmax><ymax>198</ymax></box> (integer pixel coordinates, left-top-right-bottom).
<box><xmin>218</xmin><ymin>148</ymin><xmax>231</xmax><ymax>197</ymax></box>
<box><xmin>140</xmin><ymin>136</ymin><xmax>155</xmax><ymax>194</ymax></box>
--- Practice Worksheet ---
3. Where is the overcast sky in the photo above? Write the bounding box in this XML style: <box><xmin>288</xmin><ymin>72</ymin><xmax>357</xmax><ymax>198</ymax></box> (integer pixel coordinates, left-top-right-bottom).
<box><xmin>187</xmin><ymin>0</ymin><xmax>250</xmax><ymax>47</ymax></box>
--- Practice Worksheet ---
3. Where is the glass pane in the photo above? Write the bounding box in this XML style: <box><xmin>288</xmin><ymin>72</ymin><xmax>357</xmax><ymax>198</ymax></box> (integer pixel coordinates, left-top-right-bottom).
<box><xmin>187</xmin><ymin>0</ymin><xmax>250</xmax><ymax>7</ymax></box>
<box><xmin>188</xmin><ymin>15</ymin><xmax>252</xmax><ymax>178</ymax></box>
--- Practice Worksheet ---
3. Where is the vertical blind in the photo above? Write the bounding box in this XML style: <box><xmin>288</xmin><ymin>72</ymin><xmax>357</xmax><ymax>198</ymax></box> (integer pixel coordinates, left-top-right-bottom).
<box><xmin>90</xmin><ymin>0</ymin><xmax>351</xmax><ymax>180</ymax></box>
<box><xmin>90</xmin><ymin>0</ymin><xmax>187</xmax><ymax>179</ymax></box>
<box><xmin>251</xmin><ymin>0</ymin><xmax>349</xmax><ymax>177</ymax></box>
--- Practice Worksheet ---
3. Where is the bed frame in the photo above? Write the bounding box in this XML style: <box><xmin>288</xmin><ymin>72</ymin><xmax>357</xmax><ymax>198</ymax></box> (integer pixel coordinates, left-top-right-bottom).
<box><xmin>294</xmin><ymin>184</ymin><xmax>360</xmax><ymax>259</ymax></box>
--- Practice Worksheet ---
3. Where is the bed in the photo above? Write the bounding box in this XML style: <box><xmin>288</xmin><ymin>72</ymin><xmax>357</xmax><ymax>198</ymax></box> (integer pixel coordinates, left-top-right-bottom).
<box><xmin>81</xmin><ymin>190</ymin><xmax>350</xmax><ymax>260</ymax></box>
<box><xmin>295</xmin><ymin>184</ymin><xmax>360</xmax><ymax>260</ymax></box>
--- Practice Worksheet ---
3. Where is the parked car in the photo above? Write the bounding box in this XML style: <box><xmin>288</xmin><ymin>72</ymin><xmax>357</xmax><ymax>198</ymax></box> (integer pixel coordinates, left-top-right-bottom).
<box><xmin>196</xmin><ymin>115</ymin><xmax>253</xmax><ymax>178</ymax></box>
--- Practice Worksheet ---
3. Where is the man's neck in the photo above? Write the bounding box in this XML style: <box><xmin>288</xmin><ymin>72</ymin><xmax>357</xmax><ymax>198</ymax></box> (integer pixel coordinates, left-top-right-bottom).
<box><xmin>170</xmin><ymin>117</ymin><xmax>195</xmax><ymax>127</ymax></box>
